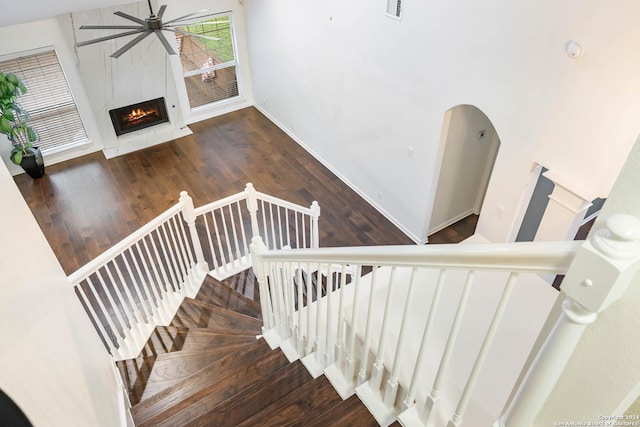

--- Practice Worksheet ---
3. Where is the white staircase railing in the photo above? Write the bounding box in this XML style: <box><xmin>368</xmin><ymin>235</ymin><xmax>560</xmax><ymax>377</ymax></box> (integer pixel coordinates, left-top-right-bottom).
<box><xmin>250</xmin><ymin>239</ymin><xmax>583</xmax><ymax>426</ymax></box>
<box><xmin>68</xmin><ymin>184</ymin><xmax>319</xmax><ymax>361</ymax></box>
<box><xmin>250</xmin><ymin>213</ymin><xmax>640</xmax><ymax>427</ymax></box>
<box><xmin>194</xmin><ymin>183</ymin><xmax>320</xmax><ymax>280</ymax></box>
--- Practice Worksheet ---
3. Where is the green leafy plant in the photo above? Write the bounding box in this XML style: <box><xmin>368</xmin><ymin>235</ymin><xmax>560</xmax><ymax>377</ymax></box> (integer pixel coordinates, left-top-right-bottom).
<box><xmin>0</xmin><ymin>71</ymin><xmax>38</xmax><ymax>165</ymax></box>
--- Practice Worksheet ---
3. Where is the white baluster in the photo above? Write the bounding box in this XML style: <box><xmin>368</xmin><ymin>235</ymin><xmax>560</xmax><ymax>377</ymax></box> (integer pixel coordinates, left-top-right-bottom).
<box><xmin>235</xmin><ymin>200</ymin><xmax>249</xmax><ymax>260</ymax></box>
<box><xmin>157</xmin><ymin>224</ymin><xmax>180</xmax><ymax>292</ymax></box>
<box><xmin>358</xmin><ymin>267</ymin><xmax>380</xmax><ymax>385</ymax></box>
<box><xmin>314</xmin><ymin>264</ymin><xmax>325</xmax><ymax>365</ymax></box>
<box><xmin>277</xmin><ymin>206</ymin><xmax>284</xmax><ymax>248</ymax></box>
<box><xmin>448</xmin><ymin>272</ymin><xmax>518</xmax><ymax>427</ymax></box>
<box><xmin>140</xmin><ymin>238</ymin><xmax>173</xmax><ymax>323</ymax></box>
<box><xmin>120</xmin><ymin>251</ymin><xmax>153</xmax><ymax>322</ymax></box>
<box><xmin>335</xmin><ymin>264</ymin><xmax>348</xmax><ymax>364</ymax></box>
<box><xmin>250</xmin><ymin>236</ymin><xmax>273</xmax><ymax>333</ymax></box>
<box><xmin>403</xmin><ymin>269</ymin><xmax>446</xmax><ymax>411</ymax></box>
<box><xmin>345</xmin><ymin>265</ymin><xmax>364</xmax><ymax>384</ymax></box>
<box><xmin>94</xmin><ymin>271</ymin><xmax>135</xmax><ymax>357</ymax></box>
<box><xmin>211</xmin><ymin>210</ymin><xmax>228</xmax><ymax>271</ymax></box>
<box><xmin>306</xmin><ymin>262</ymin><xmax>314</xmax><ymax>355</ymax></box>
<box><xmin>421</xmin><ymin>271</ymin><xmax>474</xmax><ymax>423</ymax></box>
<box><xmin>76</xmin><ymin>281</ymin><xmax>123</xmax><ymax>359</ymax></box>
<box><xmin>385</xmin><ymin>268</ymin><xmax>419</xmax><ymax>407</ymax></box>
<box><xmin>296</xmin><ymin>264</ymin><xmax>306</xmax><ymax>355</ymax></box>
<box><xmin>370</xmin><ymin>267</ymin><xmax>397</xmax><ymax>391</ymax></box>
<box><xmin>324</xmin><ymin>267</ymin><xmax>335</xmax><ymax>367</ymax></box>
<box><xmin>499</xmin><ymin>214</ymin><xmax>640</xmax><ymax>427</ymax></box>
<box><xmin>201</xmin><ymin>213</ymin><xmax>221</xmax><ymax>276</ymax></box>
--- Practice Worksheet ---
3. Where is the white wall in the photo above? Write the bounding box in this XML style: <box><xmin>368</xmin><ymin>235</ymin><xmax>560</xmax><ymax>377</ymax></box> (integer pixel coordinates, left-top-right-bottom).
<box><xmin>0</xmin><ymin>161</ymin><xmax>125</xmax><ymax>426</ymax></box>
<box><xmin>243</xmin><ymin>0</ymin><xmax>640</xmax><ymax>243</ymax></box>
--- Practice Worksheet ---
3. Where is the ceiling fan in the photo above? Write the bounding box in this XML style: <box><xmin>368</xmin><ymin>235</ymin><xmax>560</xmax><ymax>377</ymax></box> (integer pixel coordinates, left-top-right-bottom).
<box><xmin>76</xmin><ymin>0</ymin><xmax>222</xmax><ymax>58</ymax></box>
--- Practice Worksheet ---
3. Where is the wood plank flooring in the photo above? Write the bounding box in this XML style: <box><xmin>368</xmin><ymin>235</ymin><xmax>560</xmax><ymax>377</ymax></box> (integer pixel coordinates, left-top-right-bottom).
<box><xmin>14</xmin><ymin>106</ymin><xmax>415</xmax><ymax>275</ymax></box>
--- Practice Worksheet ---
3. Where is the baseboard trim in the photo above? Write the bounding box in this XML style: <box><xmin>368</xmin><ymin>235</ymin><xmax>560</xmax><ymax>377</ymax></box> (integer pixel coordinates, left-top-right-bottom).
<box><xmin>428</xmin><ymin>209</ymin><xmax>475</xmax><ymax>236</ymax></box>
<box><xmin>253</xmin><ymin>104</ymin><xmax>423</xmax><ymax>244</ymax></box>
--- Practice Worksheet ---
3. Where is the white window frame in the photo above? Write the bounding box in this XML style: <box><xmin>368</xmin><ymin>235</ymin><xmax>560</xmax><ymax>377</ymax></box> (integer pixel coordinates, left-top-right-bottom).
<box><xmin>175</xmin><ymin>11</ymin><xmax>242</xmax><ymax>113</ymax></box>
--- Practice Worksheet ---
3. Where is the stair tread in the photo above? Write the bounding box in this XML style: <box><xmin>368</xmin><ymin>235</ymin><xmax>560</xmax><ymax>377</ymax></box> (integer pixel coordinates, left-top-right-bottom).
<box><xmin>306</xmin><ymin>394</ymin><xmax>386</xmax><ymax>427</ymax></box>
<box><xmin>196</xmin><ymin>277</ymin><xmax>262</xmax><ymax>319</ymax></box>
<box><xmin>140</xmin><ymin>326</ymin><xmax>258</xmax><ymax>355</ymax></box>
<box><xmin>117</xmin><ymin>343</ymin><xmax>249</xmax><ymax>405</ymax></box>
<box><xmin>132</xmin><ymin>338</ymin><xmax>277</xmax><ymax>425</ymax></box>
<box><xmin>235</xmin><ymin>373</ymin><xmax>342</xmax><ymax>427</ymax></box>
<box><xmin>170</xmin><ymin>298</ymin><xmax>262</xmax><ymax>331</ymax></box>
<box><xmin>152</xmin><ymin>357</ymin><xmax>308</xmax><ymax>427</ymax></box>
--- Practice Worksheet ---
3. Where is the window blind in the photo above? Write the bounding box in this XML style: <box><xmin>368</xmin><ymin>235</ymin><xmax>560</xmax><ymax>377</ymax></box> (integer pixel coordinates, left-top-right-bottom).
<box><xmin>0</xmin><ymin>50</ymin><xmax>89</xmax><ymax>154</ymax></box>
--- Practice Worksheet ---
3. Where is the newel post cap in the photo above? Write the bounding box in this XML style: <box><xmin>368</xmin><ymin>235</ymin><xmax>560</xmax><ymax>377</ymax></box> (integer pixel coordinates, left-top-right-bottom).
<box><xmin>562</xmin><ymin>214</ymin><xmax>640</xmax><ymax>313</ymax></box>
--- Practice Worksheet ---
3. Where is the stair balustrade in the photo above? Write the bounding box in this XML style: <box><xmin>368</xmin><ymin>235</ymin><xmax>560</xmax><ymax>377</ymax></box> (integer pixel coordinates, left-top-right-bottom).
<box><xmin>194</xmin><ymin>183</ymin><xmax>320</xmax><ymax>280</ymax></box>
<box><xmin>250</xmin><ymin>239</ymin><xmax>584</xmax><ymax>426</ymax></box>
<box><xmin>69</xmin><ymin>183</ymin><xmax>319</xmax><ymax>361</ymax></box>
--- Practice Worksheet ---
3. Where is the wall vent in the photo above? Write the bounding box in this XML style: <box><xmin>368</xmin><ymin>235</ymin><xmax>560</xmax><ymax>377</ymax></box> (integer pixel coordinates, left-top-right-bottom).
<box><xmin>386</xmin><ymin>0</ymin><xmax>402</xmax><ymax>19</ymax></box>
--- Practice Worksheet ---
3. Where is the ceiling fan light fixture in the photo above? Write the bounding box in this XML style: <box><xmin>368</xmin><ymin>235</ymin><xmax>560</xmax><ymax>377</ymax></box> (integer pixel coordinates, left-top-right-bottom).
<box><xmin>76</xmin><ymin>2</ymin><xmax>216</xmax><ymax>58</ymax></box>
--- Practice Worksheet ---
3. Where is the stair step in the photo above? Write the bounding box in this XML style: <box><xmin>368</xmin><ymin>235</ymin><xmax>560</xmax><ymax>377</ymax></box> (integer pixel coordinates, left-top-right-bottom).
<box><xmin>131</xmin><ymin>338</ymin><xmax>279</xmax><ymax>425</ymax></box>
<box><xmin>306</xmin><ymin>394</ymin><xmax>392</xmax><ymax>427</ymax></box>
<box><xmin>165</xmin><ymin>360</ymin><xmax>310</xmax><ymax>427</ymax></box>
<box><xmin>235</xmin><ymin>374</ymin><xmax>342</xmax><ymax>427</ymax></box>
<box><xmin>117</xmin><ymin>343</ymin><xmax>249</xmax><ymax>405</ymax></box>
<box><xmin>140</xmin><ymin>326</ymin><xmax>258</xmax><ymax>356</ymax></box>
<box><xmin>170</xmin><ymin>298</ymin><xmax>262</xmax><ymax>331</ymax></box>
<box><xmin>196</xmin><ymin>277</ymin><xmax>263</xmax><ymax>319</ymax></box>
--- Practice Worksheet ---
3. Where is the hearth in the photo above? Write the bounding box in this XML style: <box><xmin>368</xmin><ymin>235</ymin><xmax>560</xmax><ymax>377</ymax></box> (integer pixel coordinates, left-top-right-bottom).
<box><xmin>109</xmin><ymin>97</ymin><xmax>169</xmax><ymax>136</ymax></box>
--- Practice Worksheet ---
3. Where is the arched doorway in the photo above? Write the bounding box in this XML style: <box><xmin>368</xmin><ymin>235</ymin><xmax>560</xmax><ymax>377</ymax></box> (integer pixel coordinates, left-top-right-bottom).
<box><xmin>427</xmin><ymin>105</ymin><xmax>500</xmax><ymax>239</ymax></box>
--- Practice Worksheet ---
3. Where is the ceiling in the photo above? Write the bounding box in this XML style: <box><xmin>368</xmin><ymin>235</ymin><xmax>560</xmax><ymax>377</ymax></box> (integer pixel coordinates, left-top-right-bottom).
<box><xmin>0</xmin><ymin>0</ymin><xmax>133</xmax><ymax>27</ymax></box>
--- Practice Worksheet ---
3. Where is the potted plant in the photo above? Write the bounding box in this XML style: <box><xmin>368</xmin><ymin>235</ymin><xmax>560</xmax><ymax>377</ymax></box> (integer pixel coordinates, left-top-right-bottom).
<box><xmin>0</xmin><ymin>71</ymin><xmax>44</xmax><ymax>178</ymax></box>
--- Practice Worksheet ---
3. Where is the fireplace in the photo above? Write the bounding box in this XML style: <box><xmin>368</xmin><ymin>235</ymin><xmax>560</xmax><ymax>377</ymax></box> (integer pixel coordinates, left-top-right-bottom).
<box><xmin>109</xmin><ymin>97</ymin><xmax>169</xmax><ymax>136</ymax></box>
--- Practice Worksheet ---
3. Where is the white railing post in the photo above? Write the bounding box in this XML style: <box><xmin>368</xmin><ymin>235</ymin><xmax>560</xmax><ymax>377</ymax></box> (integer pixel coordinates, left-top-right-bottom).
<box><xmin>179</xmin><ymin>191</ymin><xmax>209</xmax><ymax>282</ymax></box>
<box><xmin>245</xmin><ymin>183</ymin><xmax>261</xmax><ymax>239</ymax></box>
<box><xmin>498</xmin><ymin>214</ymin><xmax>640</xmax><ymax>427</ymax></box>
<box><xmin>310</xmin><ymin>201</ymin><xmax>320</xmax><ymax>248</ymax></box>
<box><xmin>250</xmin><ymin>236</ymin><xmax>273</xmax><ymax>334</ymax></box>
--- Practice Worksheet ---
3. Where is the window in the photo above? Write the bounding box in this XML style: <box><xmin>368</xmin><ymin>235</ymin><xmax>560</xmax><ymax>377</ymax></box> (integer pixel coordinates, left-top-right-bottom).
<box><xmin>386</xmin><ymin>0</ymin><xmax>403</xmax><ymax>19</ymax></box>
<box><xmin>175</xmin><ymin>13</ymin><xmax>240</xmax><ymax>109</ymax></box>
<box><xmin>0</xmin><ymin>49</ymin><xmax>89</xmax><ymax>155</ymax></box>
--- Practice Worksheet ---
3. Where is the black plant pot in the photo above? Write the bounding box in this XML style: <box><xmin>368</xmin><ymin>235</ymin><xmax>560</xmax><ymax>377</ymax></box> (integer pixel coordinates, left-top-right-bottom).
<box><xmin>19</xmin><ymin>147</ymin><xmax>45</xmax><ymax>179</ymax></box>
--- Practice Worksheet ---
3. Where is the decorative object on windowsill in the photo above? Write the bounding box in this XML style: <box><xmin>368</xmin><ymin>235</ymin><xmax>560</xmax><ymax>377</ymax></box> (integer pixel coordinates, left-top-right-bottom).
<box><xmin>76</xmin><ymin>0</ymin><xmax>220</xmax><ymax>58</ymax></box>
<box><xmin>0</xmin><ymin>72</ymin><xmax>45</xmax><ymax>179</ymax></box>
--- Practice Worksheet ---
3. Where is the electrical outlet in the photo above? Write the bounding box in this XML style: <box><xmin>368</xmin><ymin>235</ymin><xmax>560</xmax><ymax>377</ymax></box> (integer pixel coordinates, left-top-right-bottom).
<box><xmin>407</xmin><ymin>146</ymin><xmax>414</xmax><ymax>158</ymax></box>
<box><xmin>496</xmin><ymin>205</ymin><xmax>504</xmax><ymax>218</ymax></box>
<box><xmin>377</xmin><ymin>191</ymin><xmax>383</xmax><ymax>201</ymax></box>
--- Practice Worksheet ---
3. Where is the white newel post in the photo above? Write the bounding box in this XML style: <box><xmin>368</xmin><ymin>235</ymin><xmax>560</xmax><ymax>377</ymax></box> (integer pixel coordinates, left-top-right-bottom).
<box><xmin>250</xmin><ymin>236</ymin><xmax>274</xmax><ymax>334</ymax></box>
<box><xmin>179</xmin><ymin>191</ymin><xmax>209</xmax><ymax>296</ymax></box>
<box><xmin>245</xmin><ymin>183</ymin><xmax>261</xmax><ymax>239</ymax></box>
<box><xmin>310</xmin><ymin>201</ymin><xmax>320</xmax><ymax>248</ymax></box>
<box><xmin>498</xmin><ymin>214</ymin><xmax>640</xmax><ymax>427</ymax></box>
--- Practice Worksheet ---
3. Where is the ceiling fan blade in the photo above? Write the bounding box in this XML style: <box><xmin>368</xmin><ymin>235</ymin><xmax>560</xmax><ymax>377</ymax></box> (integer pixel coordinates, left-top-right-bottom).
<box><xmin>114</xmin><ymin>11</ymin><xmax>147</xmax><ymax>25</ymax></box>
<box><xmin>80</xmin><ymin>25</ymin><xmax>145</xmax><ymax>30</ymax></box>
<box><xmin>111</xmin><ymin>30</ymin><xmax>152</xmax><ymax>58</ymax></box>
<box><xmin>163</xmin><ymin>9</ymin><xmax>210</xmax><ymax>25</ymax></box>
<box><xmin>156</xmin><ymin>5</ymin><xmax>167</xmax><ymax>19</ymax></box>
<box><xmin>165</xmin><ymin>28</ymin><xmax>221</xmax><ymax>41</ymax></box>
<box><xmin>76</xmin><ymin>29</ymin><xmax>145</xmax><ymax>47</ymax></box>
<box><xmin>154</xmin><ymin>30</ymin><xmax>176</xmax><ymax>55</ymax></box>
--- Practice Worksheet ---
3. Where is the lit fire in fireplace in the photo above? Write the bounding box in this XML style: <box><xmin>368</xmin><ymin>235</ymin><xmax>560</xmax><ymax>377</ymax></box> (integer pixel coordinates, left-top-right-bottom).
<box><xmin>109</xmin><ymin>97</ymin><xmax>169</xmax><ymax>136</ymax></box>
<box><xmin>126</xmin><ymin>107</ymin><xmax>159</xmax><ymax>125</ymax></box>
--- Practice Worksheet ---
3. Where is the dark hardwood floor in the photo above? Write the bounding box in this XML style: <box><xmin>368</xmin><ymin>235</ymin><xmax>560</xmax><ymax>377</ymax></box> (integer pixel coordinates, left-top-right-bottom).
<box><xmin>13</xmin><ymin>106</ymin><xmax>475</xmax><ymax>426</ymax></box>
<box><xmin>14</xmin><ymin>106</ymin><xmax>415</xmax><ymax>275</ymax></box>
